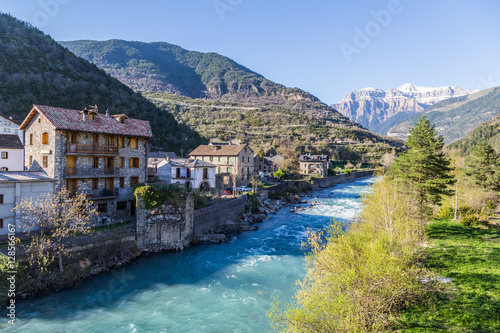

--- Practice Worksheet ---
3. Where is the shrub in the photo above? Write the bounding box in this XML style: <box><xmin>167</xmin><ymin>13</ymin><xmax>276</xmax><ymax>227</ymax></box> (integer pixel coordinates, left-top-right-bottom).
<box><xmin>459</xmin><ymin>205</ymin><xmax>476</xmax><ymax>217</ymax></box>
<box><xmin>298</xmin><ymin>181</ymin><xmax>313</xmax><ymax>193</ymax></box>
<box><xmin>344</xmin><ymin>169</ymin><xmax>352</xmax><ymax>175</ymax></box>
<box><xmin>435</xmin><ymin>206</ymin><xmax>454</xmax><ymax>220</ymax></box>
<box><xmin>193</xmin><ymin>192</ymin><xmax>210</xmax><ymax>210</ymax></box>
<box><xmin>461</xmin><ymin>214</ymin><xmax>480</xmax><ymax>226</ymax></box>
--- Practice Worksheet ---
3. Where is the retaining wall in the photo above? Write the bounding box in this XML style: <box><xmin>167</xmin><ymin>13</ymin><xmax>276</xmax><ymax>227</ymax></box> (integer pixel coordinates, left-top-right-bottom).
<box><xmin>193</xmin><ymin>194</ymin><xmax>247</xmax><ymax>238</ymax></box>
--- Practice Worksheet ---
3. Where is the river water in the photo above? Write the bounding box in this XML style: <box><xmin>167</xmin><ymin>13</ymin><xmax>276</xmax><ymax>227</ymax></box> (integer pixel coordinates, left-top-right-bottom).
<box><xmin>5</xmin><ymin>177</ymin><xmax>374</xmax><ymax>332</ymax></box>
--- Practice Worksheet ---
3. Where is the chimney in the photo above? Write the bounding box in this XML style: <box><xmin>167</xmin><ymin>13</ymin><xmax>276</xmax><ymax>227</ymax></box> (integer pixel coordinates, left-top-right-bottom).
<box><xmin>166</xmin><ymin>156</ymin><xmax>170</xmax><ymax>162</ymax></box>
<box><xmin>82</xmin><ymin>108</ymin><xmax>89</xmax><ymax>122</ymax></box>
<box><xmin>105</xmin><ymin>109</ymin><xmax>110</xmax><ymax>117</ymax></box>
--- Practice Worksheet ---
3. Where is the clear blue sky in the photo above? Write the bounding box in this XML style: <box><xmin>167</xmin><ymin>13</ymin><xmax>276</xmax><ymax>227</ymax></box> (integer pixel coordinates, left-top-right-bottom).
<box><xmin>1</xmin><ymin>0</ymin><xmax>499</xmax><ymax>104</ymax></box>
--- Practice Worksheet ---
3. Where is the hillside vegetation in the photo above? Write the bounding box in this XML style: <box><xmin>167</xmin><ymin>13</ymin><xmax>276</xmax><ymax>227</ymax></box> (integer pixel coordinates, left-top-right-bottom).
<box><xmin>0</xmin><ymin>13</ymin><xmax>205</xmax><ymax>152</ymax></box>
<box><xmin>448</xmin><ymin>113</ymin><xmax>500</xmax><ymax>155</ymax></box>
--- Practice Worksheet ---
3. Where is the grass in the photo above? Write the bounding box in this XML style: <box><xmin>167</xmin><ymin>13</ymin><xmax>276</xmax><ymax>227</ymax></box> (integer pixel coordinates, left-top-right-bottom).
<box><xmin>398</xmin><ymin>219</ymin><xmax>500</xmax><ymax>332</ymax></box>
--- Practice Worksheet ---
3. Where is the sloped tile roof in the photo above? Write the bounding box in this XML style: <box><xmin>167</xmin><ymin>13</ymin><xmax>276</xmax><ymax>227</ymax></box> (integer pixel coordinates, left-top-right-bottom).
<box><xmin>299</xmin><ymin>154</ymin><xmax>328</xmax><ymax>162</ymax></box>
<box><xmin>166</xmin><ymin>158</ymin><xmax>216</xmax><ymax>168</ymax></box>
<box><xmin>190</xmin><ymin>144</ymin><xmax>249</xmax><ymax>157</ymax></box>
<box><xmin>0</xmin><ymin>134</ymin><xmax>23</xmax><ymax>149</ymax></box>
<box><xmin>0</xmin><ymin>171</ymin><xmax>53</xmax><ymax>182</ymax></box>
<box><xmin>20</xmin><ymin>105</ymin><xmax>152</xmax><ymax>138</ymax></box>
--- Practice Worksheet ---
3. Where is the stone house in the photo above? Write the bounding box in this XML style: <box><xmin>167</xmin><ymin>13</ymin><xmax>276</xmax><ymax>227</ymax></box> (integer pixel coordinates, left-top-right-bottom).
<box><xmin>147</xmin><ymin>151</ymin><xmax>177</xmax><ymax>181</ymax></box>
<box><xmin>299</xmin><ymin>154</ymin><xmax>330</xmax><ymax>177</ymax></box>
<box><xmin>0</xmin><ymin>134</ymin><xmax>24</xmax><ymax>171</ymax></box>
<box><xmin>19</xmin><ymin>104</ymin><xmax>152</xmax><ymax>220</ymax></box>
<box><xmin>156</xmin><ymin>158</ymin><xmax>216</xmax><ymax>192</ymax></box>
<box><xmin>266</xmin><ymin>154</ymin><xmax>285</xmax><ymax>169</ymax></box>
<box><xmin>258</xmin><ymin>157</ymin><xmax>278</xmax><ymax>175</ymax></box>
<box><xmin>0</xmin><ymin>171</ymin><xmax>54</xmax><ymax>235</ymax></box>
<box><xmin>189</xmin><ymin>144</ymin><xmax>256</xmax><ymax>187</ymax></box>
<box><xmin>0</xmin><ymin>113</ymin><xmax>24</xmax><ymax>144</ymax></box>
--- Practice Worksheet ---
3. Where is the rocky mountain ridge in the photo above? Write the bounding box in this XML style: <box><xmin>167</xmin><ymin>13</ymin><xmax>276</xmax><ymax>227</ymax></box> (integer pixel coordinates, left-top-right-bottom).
<box><xmin>332</xmin><ymin>83</ymin><xmax>470</xmax><ymax>133</ymax></box>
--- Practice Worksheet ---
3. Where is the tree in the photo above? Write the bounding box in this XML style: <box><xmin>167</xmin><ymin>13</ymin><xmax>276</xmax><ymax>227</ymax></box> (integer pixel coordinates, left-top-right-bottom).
<box><xmin>465</xmin><ymin>140</ymin><xmax>500</xmax><ymax>192</ymax></box>
<box><xmin>389</xmin><ymin>115</ymin><xmax>455</xmax><ymax>216</ymax></box>
<box><xmin>14</xmin><ymin>189</ymin><xmax>97</xmax><ymax>273</ymax></box>
<box><xmin>249</xmin><ymin>175</ymin><xmax>263</xmax><ymax>194</ymax></box>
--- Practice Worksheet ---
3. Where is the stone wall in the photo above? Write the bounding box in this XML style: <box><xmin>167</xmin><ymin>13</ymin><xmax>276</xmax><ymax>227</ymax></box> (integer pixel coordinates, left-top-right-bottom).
<box><xmin>135</xmin><ymin>194</ymin><xmax>194</xmax><ymax>252</ymax></box>
<box><xmin>193</xmin><ymin>194</ymin><xmax>247</xmax><ymax>238</ymax></box>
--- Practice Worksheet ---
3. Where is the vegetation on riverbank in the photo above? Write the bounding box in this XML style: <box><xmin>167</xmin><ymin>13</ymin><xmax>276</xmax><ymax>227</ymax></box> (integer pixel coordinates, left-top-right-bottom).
<box><xmin>270</xmin><ymin>115</ymin><xmax>500</xmax><ymax>332</ymax></box>
<box><xmin>397</xmin><ymin>219</ymin><xmax>500</xmax><ymax>332</ymax></box>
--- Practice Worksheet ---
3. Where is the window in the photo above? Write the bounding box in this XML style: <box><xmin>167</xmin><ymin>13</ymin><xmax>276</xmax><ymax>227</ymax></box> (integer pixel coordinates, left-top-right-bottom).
<box><xmin>117</xmin><ymin>201</ymin><xmax>127</xmax><ymax>211</ymax></box>
<box><xmin>93</xmin><ymin>157</ymin><xmax>99</xmax><ymax>168</ymax></box>
<box><xmin>129</xmin><ymin>157</ymin><xmax>139</xmax><ymax>168</ymax></box>
<box><xmin>130</xmin><ymin>177</ymin><xmax>139</xmax><ymax>187</ymax></box>
<box><xmin>176</xmin><ymin>168</ymin><xmax>181</xmax><ymax>178</ymax></box>
<box><xmin>42</xmin><ymin>156</ymin><xmax>48</xmax><ymax>168</ymax></box>
<box><xmin>248</xmin><ymin>157</ymin><xmax>250</xmax><ymax>162</ymax></box>
<box><xmin>210</xmin><ymin>156</ymin><xmax>213</xmax><ymax>161</ymax></box>
<box><xmin>119</xmin><ymin>157</ymin><xmax>124</xmax><ymax>168</ymax></box>
<box><xmin>227</xmin><ymin>167</ymin><xmax>231</xmax><ymax>173</ymax></box>
<box><xmin>29</xmin><ymin>156</ymin><xmax>32</xmax><ymax>168</ymax></box>
<box><xmin>97</xmin><ymin>203</ymin><xmax>107</xmax><ymax>213</ymax></box>
<box><xmin>203</xmin><ymin>168</ymin><xmax>208</xmax><ymax>179</ymax></box>
<box><xmin>202</xmin><ymin>156</ymin><xmax>205</xmax><ymax>161</ymax></box>
<box><xmin>218</xmin><ymin>167</ymin><xmax>221</xmax><ymax>173</ymax></box>
<box><xmin>88</xmin><ymin>113</ymin><xmax>95</xmax><ymax>120</ymax></box>
<box><xmin>92</xmin><ymin>178</ymin><xmax>98</xmax><ymax>190</ymax></box>
<box><xmin>93</xmin><ymin>134</ymin><xmax>99</xmax><ymax>146</ymax></box>
<box><xmin>1</xmin><ymin>152</ymin><xmax>7</xmax><ymax>159</ymax></box>
<box><xmin>218</xmin><ymin>156</ymin><xmax>221</xmax><ymax>162</ymax></box>
<box><xmin>119</xmin><ymin>137</ymin><xmax>124</xmax><ymax>148</ymax></box>
<box><xmin>42</xmin><ymin>132</ymin><xmax>48</xmax><ymax>144</ymax></box>
<box><xmin>119</xmin><ymin>177</ymin><xmax>125</xmax><ymax>188</ymax></box>
<box><xmin>30</xmin><ymin>134</ymin><xmax>33</xmax><ymax>145</ymax></box>
<box><xmin>0</xmin><ymin>194</ymin><xmax>3</xmax><ymax>204</ymax></box>
<box><xmin>0</xmin><ymin>167</ymin><xmax>7</xmax><ymax>171</ymax></box>
<box><xmin>130</xmin><ymin>138</ymin><xmax>138</xmax><ymax>149</ymax></box>
<box><xmin>0</xmin><ymin>219</ymin><xmax>3</xmax><ymax>228</ymax></box>
<box><xmin>227</xmin><ymin>157</ymin><xmax>230</xmax><ymax>164</ymax></box>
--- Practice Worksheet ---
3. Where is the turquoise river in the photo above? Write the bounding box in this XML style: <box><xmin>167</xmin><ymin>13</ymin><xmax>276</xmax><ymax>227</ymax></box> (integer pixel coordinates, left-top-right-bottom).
<box><xmin>4</xmin><ymin>177</ymin><xmax>375</xmax><ymax>332</ymax></box>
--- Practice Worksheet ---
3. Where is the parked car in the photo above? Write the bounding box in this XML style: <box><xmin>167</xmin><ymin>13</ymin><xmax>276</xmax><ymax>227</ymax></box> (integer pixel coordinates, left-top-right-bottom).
<box><xmin>220</xmin><ymin>187</ymin><xmax>233</xmax><ymax>195</ymax></box>
<box><xmin>237</xmin><ymin>186</ymin><xmax>252</xmax><ymax>192</ymax></box>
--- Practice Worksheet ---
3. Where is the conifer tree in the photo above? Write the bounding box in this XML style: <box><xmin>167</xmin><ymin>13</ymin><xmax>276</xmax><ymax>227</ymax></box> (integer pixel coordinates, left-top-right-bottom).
<box><xmin>465</xmin><ymin>140</ymin><xmax>500</xmax><ymax>191</ymax></box>
<box><xmin>389</xmin><ymin>115</ymin><xmax>455</xmax><ymax>216</ymax></box>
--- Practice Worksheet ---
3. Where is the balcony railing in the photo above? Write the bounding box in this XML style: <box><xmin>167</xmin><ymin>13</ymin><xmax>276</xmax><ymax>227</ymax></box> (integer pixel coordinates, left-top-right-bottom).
<box><xmin>66</xmin><ymin>143</ymin><xmax>119</xmax><ymax>155</ymax></box>
<box><xmin>85</xmin><ymin>188</ymin><xmax>119</xmax><ymax>199</ymax></box>
<box><xmin>104</xmin><ymin>167</ymin><xmax>115</xmax><ymax>175</ymax></box>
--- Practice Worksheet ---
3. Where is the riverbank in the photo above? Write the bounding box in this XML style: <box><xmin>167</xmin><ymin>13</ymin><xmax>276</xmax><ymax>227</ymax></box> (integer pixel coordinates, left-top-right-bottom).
<box><xmin>3</xmin><ymin>178</ymin><xmax>375</xmax><ymax>332</ymax></box>
<box><xmin>397</xmin><ymin>219</ymin><xmax>500</xmax><ymax>331</ymax></box>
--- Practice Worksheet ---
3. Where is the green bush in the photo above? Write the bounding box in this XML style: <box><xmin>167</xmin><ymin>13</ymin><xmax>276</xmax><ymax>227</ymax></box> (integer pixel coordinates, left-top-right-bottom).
<box><xmin>459</xmin><ymin>205</ymin><xmax>476</xmax><ymax>217</ymax></box>
<box><xmin>344</xmin><ymin>169</ymin><xmax>352</xmax><ymax>175</ymax></box>
<box><xmin>461</xmin><ymin>214</ymin><xmax>480</xmax><ymax>226</ymax></box>
<box><xmin>193</xmin><ymin>192</ymin><xmax>210</xmax><ymax>210</ymax></box>
<box><xmin>435</xmin><ymin>206</ymin><xmax>454</xmax><ymax>219</ymax></box>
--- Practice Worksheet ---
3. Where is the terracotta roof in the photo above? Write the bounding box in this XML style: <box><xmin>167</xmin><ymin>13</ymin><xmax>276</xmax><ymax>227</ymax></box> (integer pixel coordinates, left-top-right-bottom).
<box><xmin>190</xmin><ymin>144</ymin><xmax>249</xmax><ymax>157</ymax></box>
<box><xmin>0</xmin><ymin>171</ymin><xmax>53</xmax><ymax>182</ymax></box>
<box><xmin>20</xmin><ymin>105</ymin><xmax>152</xmax><ymax>138</ymax></box>
<box><xmin>0</xmin><ymin>134</ymin><xmax>23</xmax><ymax>149</ymax></box>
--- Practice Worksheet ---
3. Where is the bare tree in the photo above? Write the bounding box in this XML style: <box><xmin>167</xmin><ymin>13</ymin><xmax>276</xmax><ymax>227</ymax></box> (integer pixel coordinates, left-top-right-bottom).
<box><xmin>250</xmin><ymin>175</ymin><xmax>263</xmax><ymax>194</ymax></box>
<box><xmin>14</xmin><ymin>188</ymin><xmax>97</xmax><ymax>273</ymax></box>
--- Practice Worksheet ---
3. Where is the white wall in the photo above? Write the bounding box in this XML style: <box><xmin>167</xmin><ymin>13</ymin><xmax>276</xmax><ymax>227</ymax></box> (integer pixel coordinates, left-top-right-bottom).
<box><xmin>0</xmin><ymin>149</ymin><xmax>24</xmax><ymax>171</ymax></box>
<box><xmin>0</xmin><ymin>115</ymin><xmax>24</xmax><ymax>144</ymax></box>
<box><xmin>0</xmin><ymin>180</ymin><xmax>54</xmax><ymax>235</ymax></box>
<box><xmin>192</xmin><ymin>167</ymin><xmax>215</xmax><ymax>189</ymax></box>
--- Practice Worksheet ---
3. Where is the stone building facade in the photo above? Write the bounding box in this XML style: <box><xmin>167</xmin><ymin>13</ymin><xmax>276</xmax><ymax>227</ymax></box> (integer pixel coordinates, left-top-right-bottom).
<box><xmin>189</xmin><ymin>144</ymin><xmax>256</xmax><ymax>187</ymax></box>
<box><xmin>299</xmin><ymin>154</ymin><xmax>330</xmax><ymax>177</ymax></box>
<box><xmin>20</xmin><ymin>104</ymin><xmax>152</xmax><ymax>220</ymax></box>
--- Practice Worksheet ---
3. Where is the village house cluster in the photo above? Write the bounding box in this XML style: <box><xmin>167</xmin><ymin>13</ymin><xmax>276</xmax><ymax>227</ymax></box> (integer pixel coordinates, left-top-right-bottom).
<box><xmin>0</xmin><ymin>104</ymin><xmax>332</xmax><ymax>235</ymax></box>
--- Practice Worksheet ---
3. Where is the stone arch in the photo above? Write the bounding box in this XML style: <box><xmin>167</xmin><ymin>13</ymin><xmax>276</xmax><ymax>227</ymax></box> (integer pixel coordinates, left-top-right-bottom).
<box><xmin>199</xmin><ymin>181</ymin><xmax>210</xmax><ymax>194</ymax></box>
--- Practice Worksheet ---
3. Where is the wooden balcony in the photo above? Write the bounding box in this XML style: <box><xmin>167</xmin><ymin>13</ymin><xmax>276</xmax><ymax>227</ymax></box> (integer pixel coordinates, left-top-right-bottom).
<box><xmin>104</xmin><ymin>167</ymin><xmax>115</xmax><ymax>175</ymax></box>
<box><xmin>66</xmin><ymin>143</ymin><xmax>119</xmax><ymax>155</ymax></box>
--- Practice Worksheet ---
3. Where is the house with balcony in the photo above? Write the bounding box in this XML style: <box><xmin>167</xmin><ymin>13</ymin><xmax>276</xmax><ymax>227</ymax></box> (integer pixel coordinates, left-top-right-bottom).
<box><xmin>189</xmin><ymin>144</ymin><xmax>256</xmax><ymax>187</ymax></box>
<box><xmin>155</xmin><ymin>158</ymin><xmax>216</xmax><ymax>192</ymax></box>
<box><xmin>147</xmin><ymin>151</ymin><xmax>177</xmax><ymax>181</ymax></box>
<box><xmin>0</xmin><ymin>134</ymin><xmax>24</xmax><ymax>171</ymax></box>
<box><xmin>19</xmin><ymin>104</ymin><xmax>152</xmax><ymax>219</ymax></box>
<box><xmin>299</xmin><ymin>154</ymin><xmax>330</xmax><ymax>177</ymax></box>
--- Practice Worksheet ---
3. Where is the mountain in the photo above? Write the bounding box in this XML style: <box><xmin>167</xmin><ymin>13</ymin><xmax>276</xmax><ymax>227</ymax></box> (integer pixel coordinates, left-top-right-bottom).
<box><xmin>332</xmin><ymin>83</ymin><xmax>470</xmax><ymax>134</ymax></box>
<box><xmin>387</xmin><ymin>87</ymin><xmax>500</xmax><ymax>144</ymax></box>
<box><xmin>0</xmin><ymin>13</ymin><xmax>205</xmax><ymax>152</ymax></box>
<box><xmin>59</xmin><ymin>39</ymin><xmax>405</xmax><ymax>164</ymax></box>
<box><xmin>59</xmin><ymin>39</ymin><xmax>341</xmax><ymax>119</ymax></box>
<box><xmin>448</xmin><ymin>113</ymin><xmax>500</xmax><ymax>155</ymax></box>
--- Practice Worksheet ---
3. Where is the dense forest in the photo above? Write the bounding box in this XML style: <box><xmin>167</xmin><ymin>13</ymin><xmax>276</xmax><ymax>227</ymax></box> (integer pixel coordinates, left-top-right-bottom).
<box><xmin>448</xmin><ymin>113</ymin><xmax>500</xmax><ymax>155</ymax></box>
<box><xmin>0</xmin><ymin>13</ymin><xmax>205</xmax><ymax>153</ymax></box>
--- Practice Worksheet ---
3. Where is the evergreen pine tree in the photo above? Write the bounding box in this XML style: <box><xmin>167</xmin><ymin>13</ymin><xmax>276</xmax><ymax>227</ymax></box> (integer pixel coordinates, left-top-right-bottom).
<box><xmin>389</xmin><ymin>115</ymin><xmax>455</xmax><ymax>216</ymax></box>
<box><xmin>465</xmin><ymin>140</ymin><xmax>500</xmax><ymax>191</ymax></box>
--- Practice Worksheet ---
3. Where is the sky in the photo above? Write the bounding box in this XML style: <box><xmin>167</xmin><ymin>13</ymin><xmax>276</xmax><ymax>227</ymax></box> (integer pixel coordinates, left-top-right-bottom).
<box><xmin>1</xmin><ymin>0</ymin><xmax>500</xmax><ymax>104</ymax></box>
